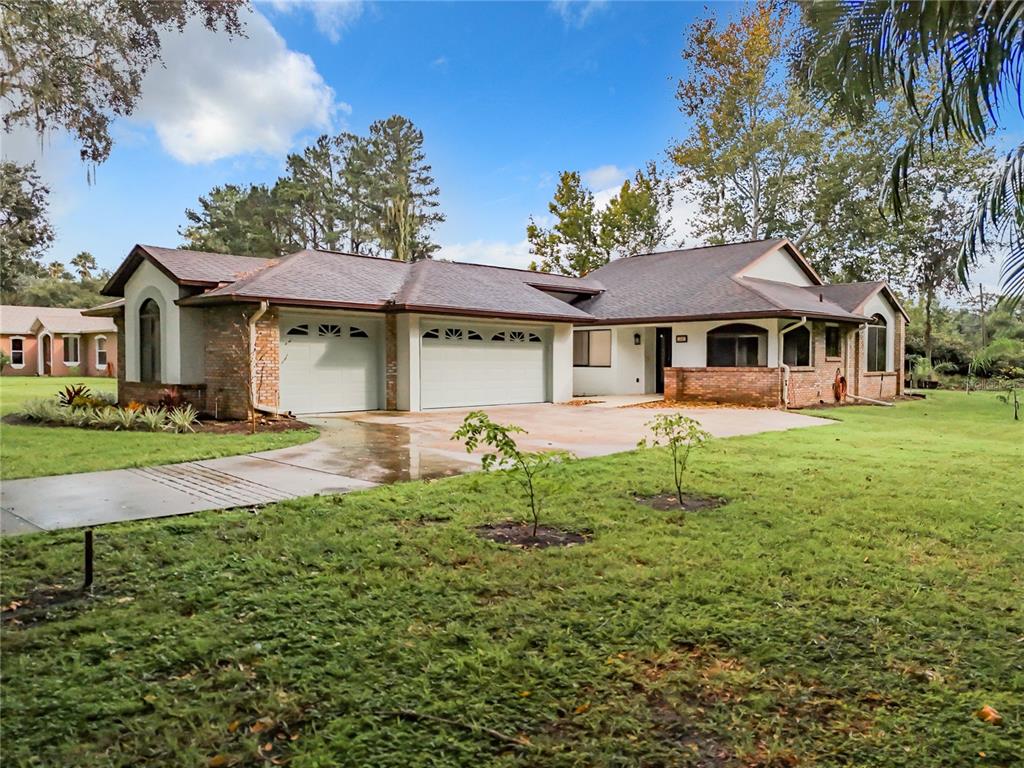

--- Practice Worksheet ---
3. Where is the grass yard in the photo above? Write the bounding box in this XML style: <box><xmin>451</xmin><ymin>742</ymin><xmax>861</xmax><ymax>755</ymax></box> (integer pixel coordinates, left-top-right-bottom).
<box><xmin>1</xmin><ymin>392</ymin><xmax>1021</xmax><ymax>767</ymax></box>
<box><xmin>0</xmin><ymin>376</ymin><xmax>317</xmax><ymax>480</ymax></box>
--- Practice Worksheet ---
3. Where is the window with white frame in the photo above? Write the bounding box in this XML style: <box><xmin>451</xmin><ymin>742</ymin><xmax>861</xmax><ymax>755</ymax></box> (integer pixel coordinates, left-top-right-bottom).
<box><xmin>63</xmin><ymin>335</ymin><xmax>80</xmax><ymax>365</ymax></box>
<box><xmin>95</xmin><ymin>335</ymin><xmax>108</xmax><ymax>368</ymax></box>
<box><xmin>866</xmin><ymin>314</ymin><xmax>888</xmax><ymax>372</ymax></box>
<box><xmin>9</xmin><ymin>337</ymin><xmax>24</xmax><ymax>368</ymax></box>
<box><xmin>782</xmin><ymin>324</ymin><xmax>811</xmax><ymax>367</ymax></box>
<box><xmin>573</xmin><ymin>329</ymin><xmax>612</xmax><ymax>367</ymax></box>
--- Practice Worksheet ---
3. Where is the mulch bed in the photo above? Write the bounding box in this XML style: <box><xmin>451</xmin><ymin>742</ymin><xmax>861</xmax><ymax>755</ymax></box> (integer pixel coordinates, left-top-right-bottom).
<box><xmin>2</xmin><ymin>413</ymin><xmax>311</xmax><ymax>433</ymax></box>
<box><xmin>565</xmin><ymin>399</ymin><xmax>605</xmax><ymax>407</ymax></box>
<box><xmin>475</xmin><ymin>522</ymin><xmax>589</xmax><ymax>549</ymax></box>
<box><xmin>620</xmin><ymin>399</ymin><xmax>762</xmax><ymax>410</ymax></box>
<box><xmin>635</xmin><ymin>493</ymin><xmax>726</xmax><ymax>512</ymax></box>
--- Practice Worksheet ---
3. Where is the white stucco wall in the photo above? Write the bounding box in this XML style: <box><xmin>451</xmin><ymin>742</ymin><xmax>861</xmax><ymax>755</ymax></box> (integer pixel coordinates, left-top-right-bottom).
<box><xmin>124</xmin><ymin>260</ymin><xmax>207</xmax><ymax>384</ymax></box>
<box><xmin>550</xmin><ymin>323</ymin><xmax>574</xmax><ymax>403</ymax></box>
<box><xmin>860</xmin><ymin>292</ymin><xmax>898</xmax><ymax>371</ymax></box>
<box><xmin>739</xmin><ymin>247</ymin><xmax>815</xmax><ymax>286</ymax></box>
<box><xmin>572</xmin><ymin>319</ymin><xmax>786</xmax><ymax>396</ymax></box>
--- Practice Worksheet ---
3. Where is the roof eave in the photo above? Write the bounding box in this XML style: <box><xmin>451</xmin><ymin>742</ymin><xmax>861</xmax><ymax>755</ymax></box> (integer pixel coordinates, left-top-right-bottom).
<box><xmin>572</xmin><ymin>309</ymin><xmax>868</xmax><ymax>326</ymax></box>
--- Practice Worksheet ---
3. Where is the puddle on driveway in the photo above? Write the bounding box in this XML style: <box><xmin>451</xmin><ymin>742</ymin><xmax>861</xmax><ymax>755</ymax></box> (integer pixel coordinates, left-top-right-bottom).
<box><xmin>295</xmin><ymin>416</ymin><xmax>478</xmax><ymax>484</ymax></box>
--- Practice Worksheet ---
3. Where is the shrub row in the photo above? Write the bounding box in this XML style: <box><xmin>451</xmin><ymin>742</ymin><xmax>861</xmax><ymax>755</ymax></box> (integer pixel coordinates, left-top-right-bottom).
<box><xmin>19</xmin><ymin>398</ymin><xmax>200</xmax><ymax>433</ymax></box>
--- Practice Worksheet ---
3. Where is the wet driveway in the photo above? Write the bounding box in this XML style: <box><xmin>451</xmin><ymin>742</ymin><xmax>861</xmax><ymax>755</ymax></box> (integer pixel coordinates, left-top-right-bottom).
<box><xmin>1</xmin><ymin>402</ymin><xmax>833</xmax><ymax>534</ymax></box>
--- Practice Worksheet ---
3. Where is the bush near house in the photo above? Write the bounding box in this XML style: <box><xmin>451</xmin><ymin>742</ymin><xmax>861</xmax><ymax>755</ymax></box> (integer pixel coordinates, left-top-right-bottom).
<box><xmin>1</xmin><ymin>392</ymin><xmax>1019</xmax><ymax>767</ymax></box>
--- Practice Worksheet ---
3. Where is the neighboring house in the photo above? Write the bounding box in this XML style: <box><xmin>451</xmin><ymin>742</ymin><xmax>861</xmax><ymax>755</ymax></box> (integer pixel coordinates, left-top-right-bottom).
<box><xmin>0</xmin><ymin>305</ymin><xmax>117</xmax><ymax>377</ymax></box>
<box><xmin>86</xmin><ymin>238</ymin><xmax>907</xmax><ymax>418</ymax></box>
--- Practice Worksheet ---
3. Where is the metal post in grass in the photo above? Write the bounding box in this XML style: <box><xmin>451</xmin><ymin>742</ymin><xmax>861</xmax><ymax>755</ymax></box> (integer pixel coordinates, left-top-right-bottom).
<box><xmin>83</xmin><ymin>528</ymin><xmax>94</xmax><ymax>593</ymax></box>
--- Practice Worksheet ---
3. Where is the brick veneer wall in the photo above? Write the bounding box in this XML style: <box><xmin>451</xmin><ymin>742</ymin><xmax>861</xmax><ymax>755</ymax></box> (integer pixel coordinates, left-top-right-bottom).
<box><xmin>664</xmin><ymin>366</ymin><xmax>782</xmax><ymax>407</ymax></box>
<box><xmin>204</xmin><ymin>305</ymin><xmax>280</xmax><ymax>420</ymax></box>
<box><xmin>384</xmin><ymin>314</ymin><xmax>398</xmax><ymax>410</ymax></box>
<box><xmin>850</xmin><ymin>314</ymin><xmax>904</xmax><ymax>401</ymax></box>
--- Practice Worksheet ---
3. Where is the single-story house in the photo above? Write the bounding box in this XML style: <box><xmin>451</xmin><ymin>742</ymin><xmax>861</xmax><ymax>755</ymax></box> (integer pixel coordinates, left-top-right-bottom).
<box><xmin>85</xmin><ymin>238</ymin><xmax>907</xmax><ymax>418</ymax></box>
<box><xmin>0</xmin><ymin>305</ymin><xmax>117</xmax><ymax>377</ymax></box>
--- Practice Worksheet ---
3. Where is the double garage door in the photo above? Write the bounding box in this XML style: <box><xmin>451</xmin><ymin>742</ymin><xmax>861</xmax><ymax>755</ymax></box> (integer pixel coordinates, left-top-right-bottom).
<box><xmin>278</xmin><ymin>315</ymin><xmax>550</xmax><ymax>413</ymax></box>
<box><xmin>420</xmin><ymin>324</ymin><xmax>548</xmax><ymax>409</ymax></box>
<box><xmin>279</xmin><ymin>316</ymin><xmax>381</xmax><ymax>414</ymax></box>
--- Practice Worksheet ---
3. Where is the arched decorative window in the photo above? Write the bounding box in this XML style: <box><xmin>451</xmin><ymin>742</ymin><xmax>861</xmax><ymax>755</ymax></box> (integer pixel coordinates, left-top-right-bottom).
<box><xmin>491</xmin><ymin>332</ymin><xmax>506</xmax><ymax>342</ymax></box>
<box><xmin>706</xmin><ymin>323</ymin><xmax>767</xmax><ymax>367</ymax></box>
<box><xmin>286</xmin><ymin>324</ymin><xmax>309</xmax><ymax>336</ymax></box>
<box><xmin>444</xmin><ymin>328</ymin><xmax>463</xmax><ymax>341</ymax></box>
<box><xmin>318</xmin><ymin>323</ymin><xmax>342</xmax><ymax>337</ymax></box>
<box><xmin>866</xmin><ymin>314</ymin><xmax>888</xmax><ymax>372</ymax></box>
<box><xmin>509</xmin><ymin>330</ymin><xmax>526</xmax><ymax>342</ymax></box>
<box><xmin>349</xmin><ymin>326</ymin><xmax>369</xmax><ymax>338</ymax></box>
<box><xmin>782</xmin><ymin>324</ymin><xmax>811</xmax><ymax>367</ymax></box>
<box><xmin>467</xmin><ymin>330</ymin><xmax>483</xmax><ymax>340</ymax></box>
<box><xmin>422</xmin><ymin>328</ymin><xmax>440</xmax><ymax>339</ymax></box>
<box><xmin>139</xmin><ymin>298</ymin><xmax>161</xmax><ymax>383</ymax></box>
<box><xmin>527</xmin><ymin>333</ymin><xmax>542</xmax><ymax>343</ymax></box>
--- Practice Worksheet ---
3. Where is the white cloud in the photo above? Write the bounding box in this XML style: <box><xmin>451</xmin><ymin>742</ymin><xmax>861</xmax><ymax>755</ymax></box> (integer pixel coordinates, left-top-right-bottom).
<box><xmin>267</xmin><ymin>0</ymin><xmax>366</xmax><ymax>43</ymax></box>
<box><xmin>582</xmin><ymin>163</ymin><xmax>627</xmax><ymax>190</ymax></box>
<box><xmin>437</xmin><ymin>238</ymin><xmax>534</xmax><ymax>270</ymax></box>
<box><xmin>133</xmin><ymin>8</ymin><xmax>339</xmax><ymax>164</ymax></box>
<box><xmin>550</xmin><ymin>0</ymin><xmax>608</xmax><ymax>28</ymax></box>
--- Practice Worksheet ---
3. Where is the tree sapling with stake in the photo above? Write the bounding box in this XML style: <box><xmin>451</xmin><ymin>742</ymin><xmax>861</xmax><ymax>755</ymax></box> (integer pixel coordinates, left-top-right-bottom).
<box><xmin>452</xmin><ymin>411</ymin><xmax>573</xmax><ymax>537</ymax></box>
<box><xmin>638</xmin><ymin>414</ymin><xmax>712</xmax><ymax>507</ymax></box>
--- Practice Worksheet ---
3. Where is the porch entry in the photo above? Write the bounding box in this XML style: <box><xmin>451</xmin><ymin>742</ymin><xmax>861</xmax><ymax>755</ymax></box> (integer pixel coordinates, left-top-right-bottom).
<box><xmin>655</xmin><ymin>327</ymin><xmax>672</xmax><ymax>394</ymax></box>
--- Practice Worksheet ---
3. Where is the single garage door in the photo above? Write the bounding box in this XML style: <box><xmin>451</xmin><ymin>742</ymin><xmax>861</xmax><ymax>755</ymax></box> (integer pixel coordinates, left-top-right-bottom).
<box><xmin>279</xmin><ymin>317</ymin><xmax>381</xmax><ymax>413</ymax></box>
<box><xmin>420</xmin><ymin>324</ymin><xmax>548</xmax><ymax>409</ymax></box>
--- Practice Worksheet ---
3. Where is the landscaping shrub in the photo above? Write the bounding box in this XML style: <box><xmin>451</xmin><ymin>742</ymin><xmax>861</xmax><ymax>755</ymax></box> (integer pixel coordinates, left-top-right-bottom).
<box><xmin>57</xmin><ymin>383</ymin><xmax>91</xmax><ymax>407</ymax></box>
<box><xmin>638</xmin><ymin>413</ymin><xmax>712</xmax><ymax>506</ymax></box>
<box><xmin>166</xmin><ymin>404</ymin><xmax>200</xmax><ymax>433</ymax></box>
<box><xmin>89</xmin><ymin>407</ymin><xmax>122</xmax><ymax>430</ymax></box>
<box><xmin>20</xmin><ymin>397</ymin><xmax>65</xmax><ymax>423</ymax></box>
<box><xmin>137</xmin><ymin>407</ymin><xmax>168</xmax><ymax>432</ymax></box>
<box><xmin>113</xmin><ymin>408</ymin><xmax>139</xmax><ymax>431</ymax></box>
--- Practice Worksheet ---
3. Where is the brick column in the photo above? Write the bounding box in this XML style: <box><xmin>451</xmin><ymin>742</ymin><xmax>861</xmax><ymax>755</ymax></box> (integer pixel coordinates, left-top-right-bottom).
<box><xmin>384</xmin><ymin>313</ymin><xmax>398</xmax><ymax>410</ymax></box>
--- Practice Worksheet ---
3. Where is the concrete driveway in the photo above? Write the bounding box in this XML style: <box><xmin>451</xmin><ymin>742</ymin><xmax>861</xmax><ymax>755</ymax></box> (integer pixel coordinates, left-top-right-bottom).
<box><xmin>1</xmin><ymin>400</ymin><xmax>833</xmax><ymax>534</ymax></box>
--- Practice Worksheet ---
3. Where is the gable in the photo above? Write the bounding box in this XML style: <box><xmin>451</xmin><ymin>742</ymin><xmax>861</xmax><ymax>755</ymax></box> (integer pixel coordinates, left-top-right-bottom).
<box><xmin>736</xmin><ymin>246</ymin><xmax>819</xmax><ymax>287</ymax></box>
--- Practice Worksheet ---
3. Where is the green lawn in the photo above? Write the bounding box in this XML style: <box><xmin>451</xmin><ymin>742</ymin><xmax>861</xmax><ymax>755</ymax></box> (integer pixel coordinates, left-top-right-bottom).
<box><xmin>0</xmin><ymin>376</ymin><xmax>316</xmax><ymax>480</ymax></box>
<box><xmin>1</xmin><ymin>392</ymin><xmax>1020</xmax><ymax>767</ymax></box>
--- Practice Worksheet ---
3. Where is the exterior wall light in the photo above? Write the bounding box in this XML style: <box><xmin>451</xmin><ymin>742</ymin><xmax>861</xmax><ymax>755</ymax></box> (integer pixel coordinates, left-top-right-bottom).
<box><xmin>634</xmin><ymin>333</ymin><xmax>642</xmax><ymax>345</ymax></box>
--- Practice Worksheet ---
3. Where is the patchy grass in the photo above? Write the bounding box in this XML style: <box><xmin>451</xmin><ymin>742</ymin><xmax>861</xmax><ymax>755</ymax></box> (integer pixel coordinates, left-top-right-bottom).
<box><xmin>1</xmin><ymin>392</ymin><xmax>1021</xmax><ymax>767</ymax></box>
<box><xmin>0</xmin><ymin>376</ymin><xmax>316</xmax><ymax>480</ymax></box>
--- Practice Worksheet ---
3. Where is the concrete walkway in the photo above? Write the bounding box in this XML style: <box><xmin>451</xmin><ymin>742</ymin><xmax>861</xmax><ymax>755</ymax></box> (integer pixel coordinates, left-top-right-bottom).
<box><xmin>1</xmin><ymin>403</ymin><xmax>834</xmax><ymax>535</ymax></box>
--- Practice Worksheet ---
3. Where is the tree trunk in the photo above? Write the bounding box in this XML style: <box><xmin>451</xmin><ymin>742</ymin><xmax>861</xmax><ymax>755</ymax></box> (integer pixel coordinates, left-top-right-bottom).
<box><xmin>924</xmin><ymin>288</ymin><xmax>934</xmax><ymax>366</ymax></box>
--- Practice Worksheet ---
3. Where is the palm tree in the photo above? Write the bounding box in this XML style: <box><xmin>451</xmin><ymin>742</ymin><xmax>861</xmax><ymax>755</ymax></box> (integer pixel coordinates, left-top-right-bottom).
<box><xmin>795</xmin><ymin>0</ymin><xmax>1024</xmax><ymax>302</ymax></box>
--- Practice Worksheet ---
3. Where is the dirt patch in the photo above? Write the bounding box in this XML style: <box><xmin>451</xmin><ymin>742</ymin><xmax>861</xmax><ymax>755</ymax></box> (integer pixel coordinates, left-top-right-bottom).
<box><xmin>2</xmin><ymin>585</ymin><xmax>89</xmax><ymax>627</ymax></box>
<box><xmin>564</xmin><ymin>399</ymin><xmax>605</xmax><ymax>407</ymax></box>
<box><xmin>635</xmin><ymin>493</ymin><xmax>726</xmax><ymax>512</ymax></box>
<box><xmin>621</xmin><ymin>399</ymin><xmax>762</xmax><ymax>410</ymax></box>
<box><xmin>475</xmin><ymin>522</ymin><xmax>589</xmax><ymax>549</ymax></box>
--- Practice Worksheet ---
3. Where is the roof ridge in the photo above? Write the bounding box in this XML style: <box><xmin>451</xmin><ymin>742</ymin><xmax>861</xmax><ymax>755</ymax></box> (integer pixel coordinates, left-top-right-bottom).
<box><xmin>140</xmin><ymin>244</ymin><xmax>274</xmax><ymax>261</ymax></box>
<box><xmin>628</xmin><ymin>237</ymin><xmax>787</xmax><ymax>259</ymax></box>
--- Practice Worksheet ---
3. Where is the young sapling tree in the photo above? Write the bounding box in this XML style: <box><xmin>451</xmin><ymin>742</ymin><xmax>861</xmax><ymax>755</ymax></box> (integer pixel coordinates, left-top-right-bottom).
<box><xmin>452</xmin><ymin>411</ymin><xmax>573</xmax><ymax>537</ymax></box>
<box><xmin>638</xmin><ymin>414</ymin><xmax>712</xmax><ymax>506</ymax></box>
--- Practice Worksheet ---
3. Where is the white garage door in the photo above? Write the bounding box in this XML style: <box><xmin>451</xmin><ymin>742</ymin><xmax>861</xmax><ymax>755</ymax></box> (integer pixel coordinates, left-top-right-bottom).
<box><xmin>420</xmin><ymin>324</ymin><xmax>548</xmax><ymax>409</ymax></box>
<box><xmin>279</xmin><ymin>317</ymin><xmax>381</xmax><ymax>414</ymax></box>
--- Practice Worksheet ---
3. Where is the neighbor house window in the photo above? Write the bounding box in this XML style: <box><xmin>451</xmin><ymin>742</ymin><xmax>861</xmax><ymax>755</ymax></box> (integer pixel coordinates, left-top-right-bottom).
<box><xmin>95</xmin><ymin>335</ymin><xmax>108</xmax><ymax>368</ymax></box>
<box><xmin>62</xmin><ymin>335</ymin><xmax>80</xmax><ymax>365</ymax></box>
<box><xmin>782</xmin><ymin>324</ymin><xmax>811</xmax><ymax>367</ymax></box>
<box><xmin>706</xmin><ymin>324</ymin><xmax>767</xmax><ymax>367</ymax></box>
<box><xmin>139</xmin><ymin>298</ymin><xmax>161</xmax><ymax>383</ymax></box>
<box><xmin>866</xmin><ymin>314</ymin><xmax>888</xmax><ymax>372</ymax></box>
<box><xmin>573</xmin><ymin>329</ymin><xmax>611</xmax><ymax>367</ymax></box>
<box><xmin>9</xmin><ymin>337</ymin><xmax>24</xmax><ymax>368</ymax></box>
<box><xmin>825</xmin><ymin>325</ymin><xmax>842</xmax><ymax>358</ymax></box>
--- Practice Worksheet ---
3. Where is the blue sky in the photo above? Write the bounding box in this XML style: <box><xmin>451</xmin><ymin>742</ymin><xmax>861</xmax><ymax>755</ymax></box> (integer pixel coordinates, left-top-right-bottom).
<box><xmin>7</xmin><ymin>0</ymin><xmax>724</xmax><ymax>274</ymax></box>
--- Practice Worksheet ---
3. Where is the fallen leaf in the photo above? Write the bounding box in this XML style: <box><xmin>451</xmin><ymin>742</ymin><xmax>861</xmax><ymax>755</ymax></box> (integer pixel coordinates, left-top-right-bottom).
<box><xmin>573</xmin><ymin>702</ymin><xmax>591</xmax><ymax>715</ymax></box>
<box><xmin>207</xmin><ymin>756</ymin><xmax>229</xmax><ymax>768</ymax></box>
<box><xmin>143</xmin><ymin>694</ymin><xmax>157</xmax><ymax>704</ymax></box>
<box><xmin>115</xmin><ymin>596</ymin><xmax>134</xmax><ymax>604</ymax></box>
<box><xmin>262</xmin><ymin>743</ymin><xmax>273</xmax><ymax>752</ymax></box>
<box><xmin>250</xmin><ymin>716</ymin><xmax>274</xmax><ymax>734</ymax></box>
<box><xmin>518</xmin><ymin>691</ymin><xmax>531</xmax><ymax>697</ymax></box>
<box><xmin>976</xmin><ymin>705</ymin><xmax>1003</xmax><ymax>725</ymax></box>
<box><xmin>226</xmin><ymin>720</ymin><xmax>240</xmax><ymax>733</ymax></box>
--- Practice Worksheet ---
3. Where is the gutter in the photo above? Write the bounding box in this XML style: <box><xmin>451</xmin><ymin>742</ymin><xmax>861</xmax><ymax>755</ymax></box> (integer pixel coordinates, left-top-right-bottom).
<box><xmin>777</xmin><ymin>316</ymin><xmax>808</xmax><ymax>408</ymax></box>
<box><xmin>248</xmin><ymin>300</ymin><xmax>278</xmax><ymax>415</ymax></box>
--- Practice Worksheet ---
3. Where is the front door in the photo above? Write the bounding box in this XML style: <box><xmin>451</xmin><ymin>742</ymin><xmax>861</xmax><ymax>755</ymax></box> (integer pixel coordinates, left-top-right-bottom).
<box><xmin>655</xmin><ymin>327</ymin><xmax>672</xmax><ymax>394</ymax></box>
<box><xmin>42</xmin><ymin>335</ymin><xmax>51</xmax><ymax>375</ymax></box>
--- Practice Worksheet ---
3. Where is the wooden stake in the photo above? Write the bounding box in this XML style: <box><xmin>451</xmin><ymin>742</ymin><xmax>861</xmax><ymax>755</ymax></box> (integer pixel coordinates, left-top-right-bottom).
<box><xmin>83</xmin><ymin>528</ymin><xmax>94</xmax><ymax>592</ymax></box>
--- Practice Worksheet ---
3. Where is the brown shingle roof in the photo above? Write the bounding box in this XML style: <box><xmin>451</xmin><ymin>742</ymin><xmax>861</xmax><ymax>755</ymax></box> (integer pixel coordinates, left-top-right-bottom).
<box><xmin>103</xmin><ymin>244</ymin><xmax>275</xmax><ymax>296</ymax></box>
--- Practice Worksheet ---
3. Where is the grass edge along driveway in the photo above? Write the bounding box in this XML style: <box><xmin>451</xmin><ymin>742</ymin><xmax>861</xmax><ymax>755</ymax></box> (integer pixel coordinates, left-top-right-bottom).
<box><xmin>0</xmin><ymin>376</ymin><xmax>317</xmax><ymax>480</ymax></box>
<box><xmin>1</xmin><ymin>391</ymin><xmax>1021</xmax><ymax>767</ymax></box>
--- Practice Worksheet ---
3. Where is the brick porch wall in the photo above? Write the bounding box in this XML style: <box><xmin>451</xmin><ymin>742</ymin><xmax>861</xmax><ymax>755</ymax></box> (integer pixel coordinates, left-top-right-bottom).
<box><xmin>664</xmin><ymin>366</ymin><xmax>782</xmax><ymax>407</ymax></box>
<box><xmin>384</xmin><ymin>313</ymin><xmax>398</xmax><ymax>410</ymax></box>
<box><xmin>851</xmin><ymin>314</ymin><xmax>904</xmax><ymax>401</ymax></box>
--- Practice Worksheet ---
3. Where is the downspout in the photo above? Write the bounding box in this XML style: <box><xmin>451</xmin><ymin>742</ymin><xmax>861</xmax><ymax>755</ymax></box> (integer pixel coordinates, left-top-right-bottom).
<box><xmin>778</xmin><ymin>317</ymin><xmax>808</xmax><ymax>408</ymax></box>
<box><xmin>248</xmin><ymin>300</ymin><xmax>278</xmax><ymax>415</ymax></box>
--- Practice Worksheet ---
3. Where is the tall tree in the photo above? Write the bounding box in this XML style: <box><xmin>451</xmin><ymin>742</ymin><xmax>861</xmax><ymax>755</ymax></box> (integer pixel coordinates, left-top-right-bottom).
<box><xmin>274</xmin><ymin>134</ymin><xmax>346</xmax><ymax>252</ymax></box>
<box><xmin>795</xmin><ymin>0</ymin><xmax>1024</xmax><ymax>301</ymax></box>
<box><xmin>528</xmin><ymin>166</ymin><xmax>674</xmax><ymax>276</ymax></box>
<box><xmin>180</xmin><ymin>184</ymin><xmax>291</xmax><ymax>258</ymax></box>
<box><xmin>0</xmin><ymin>0</ymin><xmax>245</xmax><ymax>166</ymax></box>
<box><xmin>365</xmin><ymin>116</ymin><xmax>445</xmax><ymax>261</ymax></box>
<box><xmin>670</xmin><ymin>0</ymin><xmax>823</xmax><ymax>246</ymax></box>
<box><xmin>69</xmin><ymin>251</ymin><xmax>98</xmax><ymax>280</ymax></box>
<box><xmin>0</xmin><ymin>160</ymin><xmax>53</xmax><ymax>302</ymax></box>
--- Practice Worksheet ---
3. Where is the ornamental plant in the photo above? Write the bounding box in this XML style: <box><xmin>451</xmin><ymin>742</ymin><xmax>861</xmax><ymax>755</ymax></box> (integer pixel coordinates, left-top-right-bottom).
<box><xmin>452</xmin><ymin>411</ymin><xmax>573</xmax><ymax>537</ymax></box>
<box><xmin>638</xmin><ymin>414</ymin><xmax>712</xmax><ymax>506</ymax></box>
